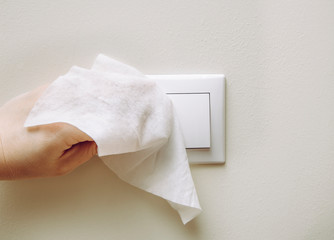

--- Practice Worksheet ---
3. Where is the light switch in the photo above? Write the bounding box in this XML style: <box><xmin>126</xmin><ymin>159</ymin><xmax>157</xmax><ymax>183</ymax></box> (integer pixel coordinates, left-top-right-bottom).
<box><xmin>147</xmin><ymin>74</ymin><xmax>225</xmax><ymax>164</ymax></box>
<box><xmin>168</xmin><ymin>93</ymin><xmax>210</xmax><ymax>149</ymax></box>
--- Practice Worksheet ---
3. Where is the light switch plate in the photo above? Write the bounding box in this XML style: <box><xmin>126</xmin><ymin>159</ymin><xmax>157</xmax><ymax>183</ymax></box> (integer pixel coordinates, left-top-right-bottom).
<box><xmin>147</xmin><ymin>74</ymin><xmax>225</xmax><ymax>164</ymax></box>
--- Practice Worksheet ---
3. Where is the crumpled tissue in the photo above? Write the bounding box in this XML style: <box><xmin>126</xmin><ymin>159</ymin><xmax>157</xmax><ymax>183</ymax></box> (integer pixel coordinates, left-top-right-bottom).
<box><xmin>24</xmin><ymin>54</ymin><xmax>201</xmax><ymax>224</ymax></box>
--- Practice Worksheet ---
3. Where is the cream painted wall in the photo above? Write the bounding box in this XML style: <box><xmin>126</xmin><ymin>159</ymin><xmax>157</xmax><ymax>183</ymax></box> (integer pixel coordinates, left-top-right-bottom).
<box><xmin>1</xmin><ymin>0</ymin><xmax>334</xmax><ymax>239</ymax></box>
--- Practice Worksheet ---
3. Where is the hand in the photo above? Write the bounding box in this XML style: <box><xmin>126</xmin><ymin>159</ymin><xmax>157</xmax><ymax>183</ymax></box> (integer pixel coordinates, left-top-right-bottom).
<box><xmin>0</xmin><ymin>85</ymin><xmax>97</xmax><ymax>180</ymax></box>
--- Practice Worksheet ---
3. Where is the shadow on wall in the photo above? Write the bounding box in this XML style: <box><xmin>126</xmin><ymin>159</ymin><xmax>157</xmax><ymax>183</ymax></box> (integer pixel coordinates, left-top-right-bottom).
<box><xmin>0</xmin><ymin>156</ymin><xmax>201</xmax><ymax>239</ymax></box>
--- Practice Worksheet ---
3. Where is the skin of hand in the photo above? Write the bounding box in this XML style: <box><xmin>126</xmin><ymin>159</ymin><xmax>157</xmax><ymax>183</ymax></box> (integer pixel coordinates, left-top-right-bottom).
<box><xmin>0</xmin><ymin>85</ymin><xmax>97</xmax><ymax>180</ymax></box>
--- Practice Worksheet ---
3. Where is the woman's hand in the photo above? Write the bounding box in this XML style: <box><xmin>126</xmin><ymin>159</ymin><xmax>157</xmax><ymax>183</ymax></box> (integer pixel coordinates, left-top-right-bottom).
<box><xmin>0</xmin><ymin>85</ymin><xmax>97</xmax><ymax>180</ymax></box>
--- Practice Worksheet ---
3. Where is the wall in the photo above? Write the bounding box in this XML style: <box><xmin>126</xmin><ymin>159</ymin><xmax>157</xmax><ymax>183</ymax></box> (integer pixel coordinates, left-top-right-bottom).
<box><xmin>1</xmin><ymin>0</ymin><xmax>334</xmax><ymax>239</ymax></box>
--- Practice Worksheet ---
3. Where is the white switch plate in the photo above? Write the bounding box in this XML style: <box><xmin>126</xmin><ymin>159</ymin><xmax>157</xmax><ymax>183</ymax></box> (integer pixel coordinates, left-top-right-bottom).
<box><xmin>147</xmin><ymin>74</ymin><xmax>225</xmax><ymax>164</ymax></box>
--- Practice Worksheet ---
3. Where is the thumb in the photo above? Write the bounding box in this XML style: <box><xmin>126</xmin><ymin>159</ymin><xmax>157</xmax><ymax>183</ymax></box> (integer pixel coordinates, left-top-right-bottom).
<box><xmin>54</xmin><ymin>122</ymin><xmax>95</xmax><ymax>147</ymax></box>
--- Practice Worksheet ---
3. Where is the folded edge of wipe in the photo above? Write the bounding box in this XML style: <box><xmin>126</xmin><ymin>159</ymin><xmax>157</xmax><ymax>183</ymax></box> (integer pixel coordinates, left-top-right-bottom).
<box><xmin>24</xmin><ymin>54</ymin><xmax>202</xmax><ymax>224</ymax></box>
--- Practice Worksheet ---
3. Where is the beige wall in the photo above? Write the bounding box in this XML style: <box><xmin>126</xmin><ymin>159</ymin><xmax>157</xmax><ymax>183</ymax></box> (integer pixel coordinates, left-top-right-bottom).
<box><xmin>1</xmin><ymin>0</ymin><xmax>334</xmax><ymax>239</ymax></box>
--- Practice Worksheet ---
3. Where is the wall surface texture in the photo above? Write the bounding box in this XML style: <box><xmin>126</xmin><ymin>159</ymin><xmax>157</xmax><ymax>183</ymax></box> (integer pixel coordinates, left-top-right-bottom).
<box><xmin>1</xmin><ymin>1</ymin><xmax>334</xmax><ymax>239</ymax></box>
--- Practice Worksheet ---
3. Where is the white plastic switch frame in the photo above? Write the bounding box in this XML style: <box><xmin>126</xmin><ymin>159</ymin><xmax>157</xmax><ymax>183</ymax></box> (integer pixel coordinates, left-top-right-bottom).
<box><xmin>147</xmin><ymin>74</ymin><xmax>225</xmax><ymax>164</ymax></box>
